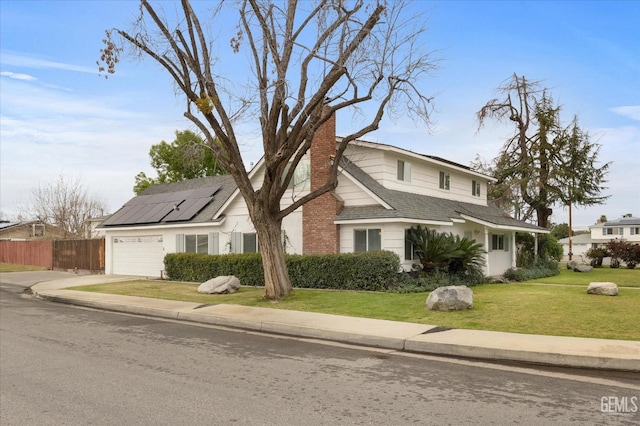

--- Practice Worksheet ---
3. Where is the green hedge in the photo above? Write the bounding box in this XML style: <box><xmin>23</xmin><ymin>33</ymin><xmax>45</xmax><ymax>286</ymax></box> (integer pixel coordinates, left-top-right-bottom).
<box><xmin>503</xmin><ymin>259</ymin><xmax>560</xmax><ymax>282</ymax></box>
<box><xmin>164</xmin><ymin>250</ymin><xmax>400</xmax><ymax>292</ymax></box>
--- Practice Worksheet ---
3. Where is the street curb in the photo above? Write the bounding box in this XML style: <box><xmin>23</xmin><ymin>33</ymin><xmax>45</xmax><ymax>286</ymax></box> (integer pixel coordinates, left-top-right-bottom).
<box><xmin>35</xmin><ymin>290</ymin><xmax>640</xmax><ymax>372</ymax></box>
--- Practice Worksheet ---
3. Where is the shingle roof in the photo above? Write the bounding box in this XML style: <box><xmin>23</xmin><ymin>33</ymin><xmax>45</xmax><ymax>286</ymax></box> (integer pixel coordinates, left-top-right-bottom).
<box><xmin>603</xmin><ymin>216</ymin><xmax>640</xmax><ymax>226</ymax></box>
<box><xmin>557</xmin><ymin>233</ymin><xmax>594</xmax><ymax>245</ymax></box>
<box><xmin>337</xmin><ymin>158</ymin><xmax>545</xmax><ymax>232</ymax></box>
<box><xmin>99</xmin><ymin>175</ymin><xmax>237</xmax><ymax>227</ymax></box>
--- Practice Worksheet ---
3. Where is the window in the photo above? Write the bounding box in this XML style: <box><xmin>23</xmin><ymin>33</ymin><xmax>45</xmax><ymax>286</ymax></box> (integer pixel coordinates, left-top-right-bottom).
<box><xmin>397</xmin><ymin>160</ymin><xmax>411</xmax><ymax>182</ymax></box>
<box><xmin>619</xmin><ymin>227</ymin><xmax>624</xmax><ymax>236</ymax></box>
<box><xmin>602</xmin><ymin>228</ymin><xmax>613</xmax><ymax>235</ymax></box>
<box><xmin>354</xmin><ymin>229</ymin><xmax>381</xmax><ymax>252</ymax></box>
<box><xmin>185</xmin><ymin>234</ymin><xmax>208</xmax><ymax>254</ymax></box>
<box><xmin>177</xmin><ymin>233</ymin><xmax>218</xmax><ymax>254</ymax></box>
<box><xmin>31</xmin><ymin>224</ymin><xmax>45</xmax><ymax>237</ymax></box>
<box><xmin>472</xmin><ymin>180</ymin><xmax>481</xmax><ymax>197</ymax></box>
<box><xmin>404</xmin><ymin>229</ymin><xmax>418</xmax><ymax>260</ymax></box>
<box><xmin>439</xmin><ymin>171</ymin><xmax>450</xmax><ymax>190</ymax></box>
<box><xmin>230</xmin><ymin>232</ymin><xmax>258</xmax><ymax>253</ymax></box>
<box><xmin>243</xmin><ymin>233</ymin><xmax>258</xmax><ymax>253</ymax></box>
<box><xmin>631</xmin><ymin>227</ymin><xmax>640</xmax><ymax>235</ymax></box>
<box><xmin>491</xmin><ymin>234</ymin><xmax>505</xmax><ymax>251</ymax></box>
<box><xmin>283</xmin><ymin>159</ymin><xmax>310</xmax><ymax>190</ymax></box>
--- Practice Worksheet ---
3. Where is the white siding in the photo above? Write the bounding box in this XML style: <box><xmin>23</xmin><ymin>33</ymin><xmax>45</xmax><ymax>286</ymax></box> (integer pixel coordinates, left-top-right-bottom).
<box><xmin>335</xmin><ymin>174</ymin><xmax>379</xmax><ymax>206</ymax></box>
<box><xmin>344</xmin><ymin>144</ymin><xmax>488</xmax><ymax>206</ymax></box>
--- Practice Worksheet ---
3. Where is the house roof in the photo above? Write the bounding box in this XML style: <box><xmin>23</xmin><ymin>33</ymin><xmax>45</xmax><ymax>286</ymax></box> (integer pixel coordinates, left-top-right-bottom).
<box><xmin>0</xmin><ymin>221</ymin><xmax>41</xmax><ymax>231</ymax></box>
<box><xmin>345</xmin><ymin>139</ymin><xmax>496</xmax><ymax>182</ymax></box>
<box><xmin>99</xmin><ymin>175</ymin><xmax>237</xmax><ymax>228</ymax></box>
<box><xmin>337</xmin><ymin>159</ymin><xmax>546</xmax><ymax>232</ymax></box>
<box><xmin>558</xmin><ymin>233</ymin><xmax>595</xmax><ymax>245</ymax></box>
<box><xmin>603</xmin><ymin>215</ymin><xmax>640</xmax><ymax>226</ymax></box>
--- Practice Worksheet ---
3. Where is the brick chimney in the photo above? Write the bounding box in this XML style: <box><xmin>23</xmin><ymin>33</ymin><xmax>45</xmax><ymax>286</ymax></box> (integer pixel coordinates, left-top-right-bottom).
<box><xmin>302</xmin><ymin>109</ymin><xmax>341</xmax><ymax>254</ymax></box>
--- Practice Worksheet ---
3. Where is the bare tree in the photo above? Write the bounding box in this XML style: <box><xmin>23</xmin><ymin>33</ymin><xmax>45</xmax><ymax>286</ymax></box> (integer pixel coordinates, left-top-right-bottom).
<box><xmin>99</xmin><ymin>0</ymin><xmax>436</xmax><ymax>299</ymax></box>
<box><xmin>20</xmin><ymin>175</ymin><xmax>107</xmax><ymax>238</ymax></box>
<box><xmin>477</xmin><ymin>74</ymin><xmax>609</xmax><ymax>229</ymax></box>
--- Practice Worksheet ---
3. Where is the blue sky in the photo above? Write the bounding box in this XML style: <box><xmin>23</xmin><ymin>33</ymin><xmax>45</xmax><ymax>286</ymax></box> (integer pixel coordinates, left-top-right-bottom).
<box><xmin>1</xmin><ymin>0</ymin><xmax>638</xmax><ymax>227</ymax></box>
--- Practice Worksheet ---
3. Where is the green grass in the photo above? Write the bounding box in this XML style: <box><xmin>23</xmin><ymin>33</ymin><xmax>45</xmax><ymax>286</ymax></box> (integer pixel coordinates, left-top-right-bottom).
<box><xmin>72</xmin><ymin>278</ymin><xmax>640</xmax><ymax>341</ymax></box>
<box><xmin>0</xmin><ymin>262</ymin><xmax>48</xmax><ymax>272</ymax></box>
<box><xmin>531</xmin><ymin>264</ymin><xmax>640</xmax><ymax>287</ymax></box>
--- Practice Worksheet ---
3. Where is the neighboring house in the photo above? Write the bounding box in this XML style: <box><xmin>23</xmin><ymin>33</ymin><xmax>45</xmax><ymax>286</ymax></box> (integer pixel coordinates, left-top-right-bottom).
<box><xmin>558</xmin><ymin>233</ymin><xmax>594</xmax><ymax>261</ymax></box>
<box><xmin>589</xmin><ymin>214</ymin><xmax>640</xmax><ymax>245</ymax></box>
<box><xmin>559</xmin><ymin>214</ymin><xmax>640</xmax><ymax>261</ymax></box>
<box><xmin>84</xmin><ymin>215</ymin><xmax>110</xmax><ymax>239</ymax></box>
<box><xmin>0</xmin><ymin>221</ymin><xmax>67</xmax><ymax>241</ymax></box>
<box><xmin>99</xmin><ymin>113</ymin><xmax>547</xmax><ymax>277</ymax></box>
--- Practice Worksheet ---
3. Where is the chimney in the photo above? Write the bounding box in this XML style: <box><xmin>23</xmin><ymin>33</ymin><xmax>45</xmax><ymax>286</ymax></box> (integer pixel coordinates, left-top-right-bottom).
<box><xmin>302</xmin><ymin>108</ymin><xmax>341</xmax><ymax>254</ymax></box>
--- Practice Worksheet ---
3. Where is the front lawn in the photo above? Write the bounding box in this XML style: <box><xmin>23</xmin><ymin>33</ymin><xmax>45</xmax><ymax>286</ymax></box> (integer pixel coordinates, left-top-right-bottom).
<box><xmin>72</xmin><ymin>279</ymin><xmax>640</xmax><ymax>341</ymax></box>
<box><xmin>0</xmin><ymin>262</ymin><xmax>48</xmax><ymax>272</ymax></box>
<box><xmin>531</xmin><ymin>264</ymin><xmax>640</xmax><ymax>287</ymax></box>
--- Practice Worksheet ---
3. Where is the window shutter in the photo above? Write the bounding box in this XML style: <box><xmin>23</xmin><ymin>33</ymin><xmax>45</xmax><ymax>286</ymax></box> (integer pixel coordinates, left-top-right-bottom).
<box><xmin>209</xmin><ymin>232</ymin><xmax>219</xmax><ymax>255</ymax></box>
<box><xmin>488</xmin><ymin>234</ymin><xmax>493</xmax><ymax>252</ymax></box>
<box><xmin>230</xmin><ymin>232</ymin><xmax>242</xmax><ymax>254</ymax></box>
<box><xmin>176</xmin><ymin>234</ymin><xmax>185</xmax><ymax>252</ymax></box>
<box><xmin>405</xmin><ymin>162</ymin><xmax>412</xmax><ymax>182</ymax></box>
<box><xmin>504</xmin><ymin>235</ymin><xmax>509</xmax><ymax>252</ymax></box>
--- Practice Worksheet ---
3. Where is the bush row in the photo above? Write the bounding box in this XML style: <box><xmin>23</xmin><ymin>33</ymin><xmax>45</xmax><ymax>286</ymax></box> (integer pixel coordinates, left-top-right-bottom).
<box><xmin>164</xmin><ymin>250</ymin><xmax>401</xmax><ymax>292</ymax></box>
<box><xmin>503</xmin><ymin>259</ymin><xmax>560</xmax><ymax>282</ymax></box>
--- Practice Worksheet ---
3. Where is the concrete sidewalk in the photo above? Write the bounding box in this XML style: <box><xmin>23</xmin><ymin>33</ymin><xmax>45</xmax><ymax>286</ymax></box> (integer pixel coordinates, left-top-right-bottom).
<box><xmin>31</xmin><ymin>275</ymin><xmax>640</xmax><ymax>372</ymax></box>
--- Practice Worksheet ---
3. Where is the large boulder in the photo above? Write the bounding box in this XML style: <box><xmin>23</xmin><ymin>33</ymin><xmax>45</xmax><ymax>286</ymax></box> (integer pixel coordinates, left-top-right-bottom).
<box><xmin>198</xmin><ymin>276</ymin><xmax>241</xmax><ymax>294</ymax></box>
<box><xmin>567</xmin><ymin>260</ymin><xmax>578</xmax><ymax>270</ymax></box>
<box><xmin>573</xmin><ymin>264</ymin><xmax>593</xmax><ymax>273</ymax></box>
<box><xmin>587</xmin><ymin>282</ymin><xmax>618</xmax><ymax>296</ymax></box>
<box><xmin>426</xmin><ymin>286</ymin><xmax>473</xmax><ymax>311</ymax></box>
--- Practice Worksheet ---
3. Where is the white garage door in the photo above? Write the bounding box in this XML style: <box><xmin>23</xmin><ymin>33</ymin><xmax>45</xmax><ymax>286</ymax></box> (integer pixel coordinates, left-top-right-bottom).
<box><xmin>112</xmin><ymin>236</ymin><xmax>165</xmax><ymax>277</ymax></box>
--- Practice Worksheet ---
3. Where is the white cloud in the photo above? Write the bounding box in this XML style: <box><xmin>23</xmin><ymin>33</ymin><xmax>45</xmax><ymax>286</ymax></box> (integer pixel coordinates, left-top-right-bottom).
<box><xmin>610</xmin><ymin>105</ymin><xmax>640</xmax><ymax>121</ymax></box>
<box><xmin>1</xmin><ymin>50</ymin><xmax>95</xmax><ymax>74</ymax></box>
<box><xmin>0</xmin><ymin>71</ymin><xmax>37</xmax><ymax>81</ymax></box>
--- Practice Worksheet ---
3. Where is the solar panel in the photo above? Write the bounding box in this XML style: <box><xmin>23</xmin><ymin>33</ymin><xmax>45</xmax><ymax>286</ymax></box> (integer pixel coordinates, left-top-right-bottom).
<box><xmin>102</xmin><ymin>184</ymin><xmax>222</xmax><ymax>226</ymax></box>
<box><xmin>163</xmin><ymin>197</ymin><xmax>211</xmax><ymax>222</ymax></box>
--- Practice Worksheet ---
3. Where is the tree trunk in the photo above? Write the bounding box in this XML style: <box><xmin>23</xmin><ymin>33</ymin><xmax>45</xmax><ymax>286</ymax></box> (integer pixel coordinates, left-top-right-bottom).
<box><xmin>536</xmin><ymin>205</ymin><xmax>553</xmax><ymax>229</ymax></box>
<box><xmin>252</xmin><ymin>205</ymin><xmax>293</xmax><ymax>300</ymax></box>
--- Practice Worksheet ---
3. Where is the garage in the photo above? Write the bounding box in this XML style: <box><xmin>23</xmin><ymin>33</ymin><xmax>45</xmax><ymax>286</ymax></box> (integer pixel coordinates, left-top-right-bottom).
<box><xmin>112</xmin><ymin>235</ymin><xmax>165</xmax><ymax>277</ymax></box>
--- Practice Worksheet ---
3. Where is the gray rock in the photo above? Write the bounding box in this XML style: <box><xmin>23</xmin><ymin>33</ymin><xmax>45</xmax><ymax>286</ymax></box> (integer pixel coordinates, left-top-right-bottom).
<box><xmin>197</xmin><ymin>275</ymin><xmax>241</xmax><ymax>294</ymax></box>
<box><xmin>567</xmin><ymin>260</ymin><xmax>578</xmax><ymax>270</ymax></box>
<box><xmin>426</xmin><ymin>285</ymin><xmax>473</xmax><ymax>311</ymax></box>
<box><xmin>587</xmin><ymin>282</ymin><xmax>618</xmax><ymax>296</ymax></box>
<box><xmin>573</xmin><ymin>264</ymin><xmax>593</xmax><ymax>273</ymax></box>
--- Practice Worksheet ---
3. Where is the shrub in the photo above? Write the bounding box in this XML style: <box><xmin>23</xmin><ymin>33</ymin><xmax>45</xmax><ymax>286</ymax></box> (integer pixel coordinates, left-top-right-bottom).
<box><xmin>405</xmin><ymin>225</ymin><xmax>485</xmax><ymax>275</ymax></box>
<box><xmin>164</xmin><ymin>250</ymin><xmax>400</xmax><ymax>291</ymax></box>
<box><xmin>516</xmin><ymin>233</ymin><xmax>563</xmax><ymax>267</ymax></box>
<box><xmin>606</xmin><ymin>239</ymin><xmax>640</xmax><ymax>269</ymax></box>
<box><xmin>585</xmin><ymin>247</ymin><xmax>609</xmax><ymax>268</ymax></box>
<box><xmin>164</xmin><ymin>252</ymin><xmax>264</xmax><ymax>284</ymax></box>
<box><xmin>622</xmin><ymin>243</ymin><xmax>640</xmax><ymax>269</ymax></box>
<box><xmin>287</xmin><ymin>250</ymin><xmax>400</xmax><ymax>291</ymax></box>
<box><xmin>503</xmin><ymin>259</ymin><xmax>560</xmax><ymax>282</ymax></box>
<box><xmin>606</xmin><ymin>239</ymin><xmax>626</xmax><ymax>268</ymax></box>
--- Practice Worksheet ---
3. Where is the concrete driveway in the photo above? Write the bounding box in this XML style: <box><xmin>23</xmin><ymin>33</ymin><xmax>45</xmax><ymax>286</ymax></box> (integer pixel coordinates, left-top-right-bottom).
<box><xmin>0</xmin><ymin>270</ymin><xmax>83</xmax><ymax>288</ymax></box>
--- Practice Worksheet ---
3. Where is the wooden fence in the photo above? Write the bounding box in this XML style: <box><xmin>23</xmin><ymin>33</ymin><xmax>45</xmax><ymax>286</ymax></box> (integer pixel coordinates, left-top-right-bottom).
<box><xmin>0</xmin><ymin>240</ymin><xmax>53</xmax><ymax>270</ymax></box>
<box><xmin>0</xmin><ymin>239</ymin><xmax>105</xmax><ymax>272</ymax></box>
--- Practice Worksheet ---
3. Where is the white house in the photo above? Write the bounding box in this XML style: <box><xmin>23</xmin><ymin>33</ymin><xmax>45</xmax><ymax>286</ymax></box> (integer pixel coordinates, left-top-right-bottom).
<box><xmin>559</xmin><ymin>214</ymin><xmax>640</xmax><ymax>261</ymax></box>
<box><xmin>558</xmin><ymin>233</ymin><xmax>594</xmax><ymax>261</ymax></box>
<box><xmin>589</xmin><ymin>214</ymin><xmax>640</xmax><ymax>244</ymax></box>
<box><xmin>99</xmin><ymin>113</ymin><xmax>546</xmax><ymax>278</ymax></box>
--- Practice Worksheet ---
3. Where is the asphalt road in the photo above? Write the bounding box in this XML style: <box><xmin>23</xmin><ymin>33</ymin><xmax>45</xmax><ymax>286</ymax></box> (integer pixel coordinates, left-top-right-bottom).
<box><xmin>1</xmin><ymin>272</ymin><xmax>639</xmax><ymax>425</ymax></box>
